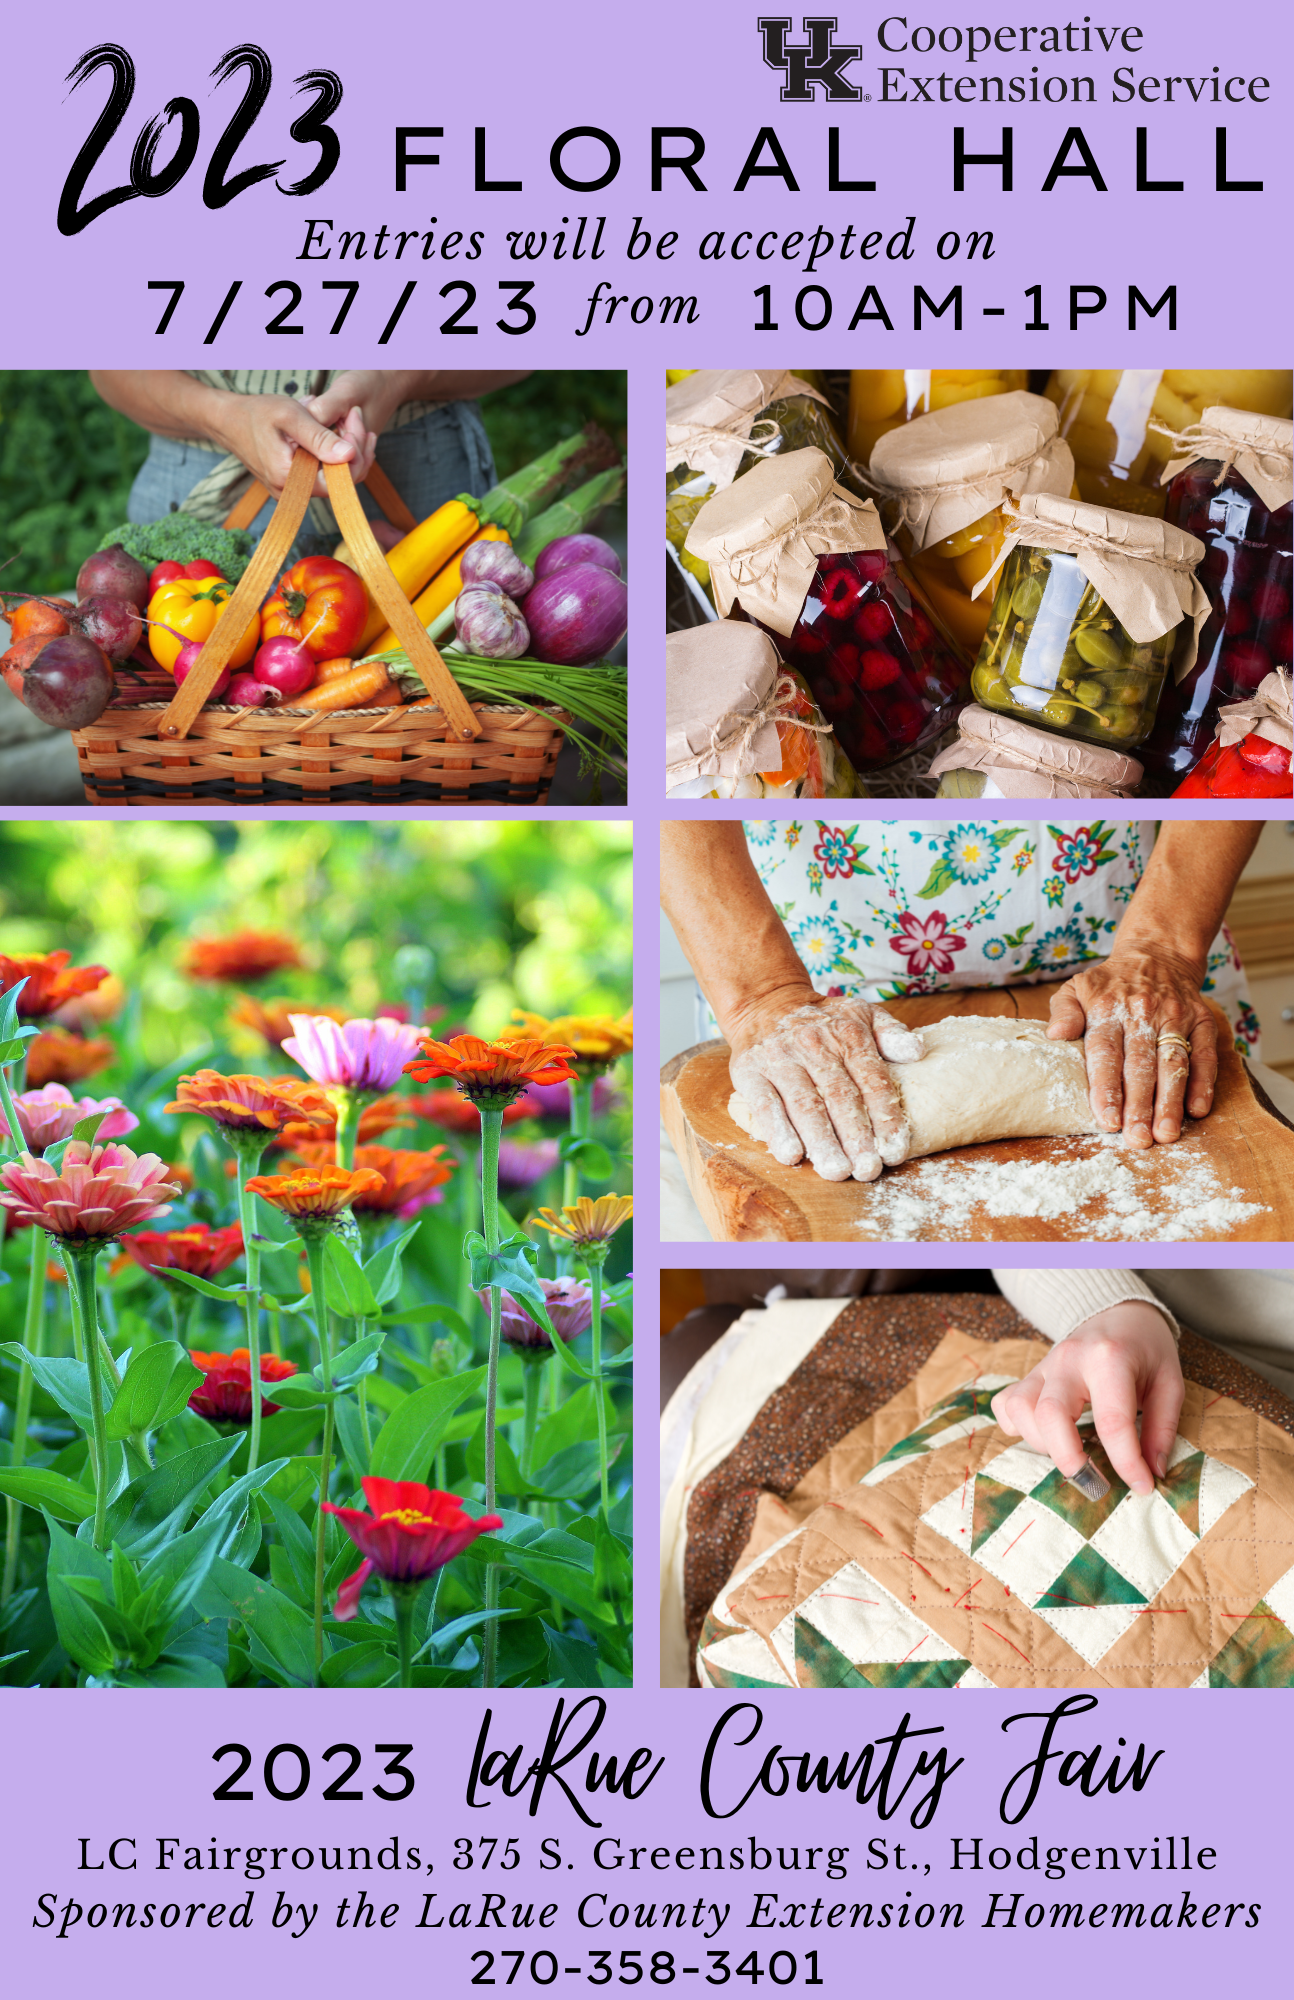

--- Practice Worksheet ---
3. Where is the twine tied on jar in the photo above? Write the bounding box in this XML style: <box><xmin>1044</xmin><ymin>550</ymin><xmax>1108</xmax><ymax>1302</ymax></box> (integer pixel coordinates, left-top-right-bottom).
<box><xmin>1154</xmin><ymin>406</ymin><xmax>1294</xmax><ymax>514</ymax></box>
<box><xmin>1214</xmin><ymin>669</ymin><xmax>1293</xmax><ymax>752</ymax></box>
<box><xmin>663</xmin><ymin>672</ymin><xmax>832</xmax><ymax>786</ymax></box>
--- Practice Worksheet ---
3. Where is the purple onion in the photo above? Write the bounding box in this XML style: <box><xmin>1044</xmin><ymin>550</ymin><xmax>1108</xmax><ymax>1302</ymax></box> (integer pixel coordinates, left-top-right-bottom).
<box><xmin>521</xmin><ymin>563</ymin><xmax>627</xmax><ymax>666</ymax></box>
<box><xmin>534</xmin><ymin>533</ymin><xmax>622</xmax><ymax>582</ymax></box>
<box><xmin>455</xmin><ymin>585</ymin><xmax>530</xmax><ymax>659</ymax></box>
<box><xmin>460</xmin><ymin>539</ymin><xmax>535</xmax><ymax>599</ymax></box>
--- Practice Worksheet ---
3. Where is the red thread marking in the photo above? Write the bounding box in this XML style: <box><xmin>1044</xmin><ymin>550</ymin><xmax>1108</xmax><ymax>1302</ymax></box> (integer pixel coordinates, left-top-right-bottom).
<box><xmin>901</xmin><ymin>1553</ymin><xmax>936</xmax><ymax>1580</ymax></box>
<box><xmin>817</xmin><ymin>1595</ymin><xmax>879</xmax><ymax>1604</ymax></box>
<box><xmin>824</xmin><ymin>1503</ymin><xmax>885</xmax><ymax>1538</ymax></box>
<box><xmin>897</xmin><ymin>1634</ymin><xmax>929</xmax><ymax>1665</ymax></box>
<box><xmin>1132</xmin><ymin>1608</ymin><xmax>1188</xmax><ymax>1615</ymax></box>
<box><xmin>1222</xmin><ymin>1611</ymin><xmax>1280</xmax><ymax>1621</ymax></box>
<box><xmin>1001</xmin><ymin>1519</ymin><xmax>1035</xmax><ymax>1557</ymax></box>
<box><xmin>979</xmin><ymin>1621</ymin><xmax>1031</xmax><ymax>1664</ymax></box>
<box><xmin>953</xmin><ymin>1580</ymin><xmax>983</xmax><ymax>1611</ymax></box>
<box><xmin>753</xmin><ymin>1594</ymin><xmax>789</xmax><ymax>1601</ymax></box>
<box><xmin>1203</xmin><ymin>1394</ymin><xmax>1225</xmax><ymax>1411</ymax></box>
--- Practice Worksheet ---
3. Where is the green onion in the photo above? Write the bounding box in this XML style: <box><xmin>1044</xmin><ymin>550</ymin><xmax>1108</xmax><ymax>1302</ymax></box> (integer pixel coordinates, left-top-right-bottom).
<box><xmin>369</xmin><ymin>649</ymin><xmax>627</xmax><ymax>784</ymax></box>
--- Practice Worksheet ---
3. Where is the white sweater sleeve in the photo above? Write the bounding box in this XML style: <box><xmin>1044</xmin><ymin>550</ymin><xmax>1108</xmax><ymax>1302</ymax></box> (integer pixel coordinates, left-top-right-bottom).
<box><xmin>992</xmin><ymin>1269</ymin><xmax>1180</xmax><ymax>1344</ymax></box>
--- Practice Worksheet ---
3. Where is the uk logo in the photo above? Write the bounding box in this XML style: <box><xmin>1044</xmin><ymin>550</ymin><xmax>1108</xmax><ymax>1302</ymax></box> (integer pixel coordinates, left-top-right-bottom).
<box><xmin>758</xmin><ymin>15</ymin><xmax>864</xmax><ymax>99</ymax></box>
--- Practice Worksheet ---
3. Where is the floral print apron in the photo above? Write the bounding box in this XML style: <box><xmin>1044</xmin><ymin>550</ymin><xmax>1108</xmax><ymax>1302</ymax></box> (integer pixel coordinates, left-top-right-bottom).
<box><xmin>737</xmin><ymin>818</ymin><xmax>1259</xmax><ymax>1055</ymax></box>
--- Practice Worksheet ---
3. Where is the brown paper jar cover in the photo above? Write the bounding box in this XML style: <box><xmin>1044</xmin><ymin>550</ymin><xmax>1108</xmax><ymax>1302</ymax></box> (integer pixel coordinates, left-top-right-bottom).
<box><xmin>664</xmin><ymin>621</ymin><xmax>783</xmax><ymax>784</ymax></box>
<box><xmin>665</xmin><ymin>370</ymin><xmax>831</xmax><ymax>488</ymax></box>
<box><xmin>866</xmin><ymin>389</ymin><xmax>1075</xmax><ymax>550</ymax></box>
<box><xmin>684</xmin><ymin>447</ymin><xmax>885</xmax><ymax>637</ymax></box>
<box><xmin>929</xmin><ymin>702</ymin><xmax>1144</xmax><ymax>797</ymax></box>
<box><xmin>1161</xmin><ymin>406</ymin><xmax>1294</xmax><ymax>515</ymax></box>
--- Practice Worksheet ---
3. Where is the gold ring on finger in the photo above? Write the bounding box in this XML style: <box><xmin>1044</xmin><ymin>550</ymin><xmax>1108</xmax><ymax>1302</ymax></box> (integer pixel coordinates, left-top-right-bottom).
<box><xmin>1157</xmin><ymin>1032</ymin><xmax>1192</xmax><ymax>1052</ymax></box>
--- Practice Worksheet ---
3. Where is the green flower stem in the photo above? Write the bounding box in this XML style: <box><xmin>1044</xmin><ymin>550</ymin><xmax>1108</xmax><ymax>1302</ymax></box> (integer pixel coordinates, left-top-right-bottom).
<box><xmin>66</xmin><ymin>1245</ymin><xmax>111</xmax><ymax>1552</ymax></box>
<box><xmin>357</xmin><ymin>1373</ymin><xmax>373</xmax><ymax>1459</ymax></box>
<box><xmin>556</xmin><ymin>1076</ymin><xmax>593</xmax><ymax>1279</ymax></box>
<box><xmin>233</xmin><ymin>1144</ymin><xmax>268</xmax><ymax>1475</ymax></box>
<box><xmin>456</xmin><ymin>1145</ymin><xmax>479</xmax><ymax>1324</ymax></box>
<box><xmin>305</xmin><ymin>1231</ymin><xmax>336</xmax><ymax>1684</ymax></box>
<box><xmin>479</xmin><ymin>1105</ymin><xmax>504</xmax><ymax>1693</ymax></box>
<box><xmin>266</xmin><ymin>1298</ymin><xmax>283</xmax><ymax>1359</ymax></box>
<box><xmin>582</xmin><ymin>1246</ymin><xmax>611</xmax><ymax>1516</ymax></box>
<box><xmin>333</xmin><ymin>1089</ymin><xmax>362</xmax><ymax>1173</ymax></box>
<box><xmin>519</xmin><ymin>1354</ymin><xmax>545</xmax><ymax>1485</ymax></box>
<box><xmin>392</xmin><ymin>1585</ymin><xmax>417</xmax><ymax>1690</ymax></box>
<box><xmin>1</xmin><ymin>1230</ymin><xmax>47</xmax><ymax>1605</ymax></box>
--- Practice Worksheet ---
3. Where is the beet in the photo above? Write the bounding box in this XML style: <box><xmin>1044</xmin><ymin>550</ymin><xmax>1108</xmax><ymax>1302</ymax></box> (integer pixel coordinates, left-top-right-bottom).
<box><xmin>76</xmin><ymin>594</ymin><xmax>142</xmax><ymax>664</ymax></box>
<box><xmin>22</xmin><ymin>634</ymin><xmax>114</xmax><ymax>729</ymax></box>
<box><xmin>77</xmin><ymin>545</ymin><xmax>151</xmax><ymax>612</ymax></box>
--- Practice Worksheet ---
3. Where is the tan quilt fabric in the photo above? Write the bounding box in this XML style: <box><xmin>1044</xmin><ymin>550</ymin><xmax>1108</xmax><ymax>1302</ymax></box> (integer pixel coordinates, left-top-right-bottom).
<box><xmin>697</xmin><ymin>1330</ymin><xmax>1294</xmax><ymax>1691</ymax></box>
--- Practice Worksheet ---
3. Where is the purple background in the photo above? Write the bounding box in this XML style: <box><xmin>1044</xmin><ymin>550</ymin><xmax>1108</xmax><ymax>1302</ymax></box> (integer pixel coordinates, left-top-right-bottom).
<box><xmin>3</xmin><ymin>2</ymin><xmax>1293</xmax><ymax>1986</ymax></box>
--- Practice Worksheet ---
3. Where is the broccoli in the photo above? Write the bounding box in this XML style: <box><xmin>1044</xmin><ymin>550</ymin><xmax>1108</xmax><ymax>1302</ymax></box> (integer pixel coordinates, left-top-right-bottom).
<box><xmin>95</xmin><ymin>518</ymin><xmax>256</xmax><ymax>582</ymax></box>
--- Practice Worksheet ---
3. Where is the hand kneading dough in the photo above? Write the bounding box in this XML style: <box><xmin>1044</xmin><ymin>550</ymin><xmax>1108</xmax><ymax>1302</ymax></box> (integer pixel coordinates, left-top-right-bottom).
<box><xmin>728</xmin><ymin>1015</ymin><xmax>1100</xmax><ymax>1168</ymax></box>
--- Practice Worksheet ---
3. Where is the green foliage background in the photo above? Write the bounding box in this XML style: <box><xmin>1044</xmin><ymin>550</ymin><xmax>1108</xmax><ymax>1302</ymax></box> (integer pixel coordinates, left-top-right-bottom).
<box><xmin>0</xmin><ymin>371</ymin><xmax>626</xmax><ymax>598</ymax></box>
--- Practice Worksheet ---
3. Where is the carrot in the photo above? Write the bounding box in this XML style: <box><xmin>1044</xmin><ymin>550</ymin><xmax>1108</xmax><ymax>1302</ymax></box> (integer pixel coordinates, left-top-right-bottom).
<box><xmin>313</xmin><ymin>655</ymin><xmax>355</xmax><ymax>683</ymax></box>
<box><xmin>298</xmin><ymin>658</ymin><xmax>395</xmax><ymax>711</ymax></box>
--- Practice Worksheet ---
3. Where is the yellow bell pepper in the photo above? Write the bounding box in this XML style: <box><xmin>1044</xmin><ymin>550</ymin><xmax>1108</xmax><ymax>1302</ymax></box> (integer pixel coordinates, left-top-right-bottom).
<box><xmin>148</xmin><ymin>577</ymin><xmax>259</xmax><ymax>674</ymax></box>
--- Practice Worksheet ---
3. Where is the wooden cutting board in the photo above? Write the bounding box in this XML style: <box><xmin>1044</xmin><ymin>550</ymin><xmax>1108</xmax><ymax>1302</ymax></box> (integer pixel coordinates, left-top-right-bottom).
<box><xmin>660</xmin><ymin>983</ymin><xmax>1294</xmax><ymax>1243</ymax></box>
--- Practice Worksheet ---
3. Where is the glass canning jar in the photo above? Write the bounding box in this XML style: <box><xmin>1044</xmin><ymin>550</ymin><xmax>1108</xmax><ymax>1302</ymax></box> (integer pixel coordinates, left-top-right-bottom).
<box><xmin>751</xmin><ymin>547</ymin><xmax>968</xmax><ymax>772</ymax></box>
<box><xmin>847</xmin><ymin>368</ymin><xmax>1027</xmax><ymax>465</ymax></box>
<box><xmin>971</xmin><ymin>547</ymin><xmax>1178</xmax><ymax>749</ymax></box>
<box><xmin>1045</xmin><ymin>370</ymin><xmax>1293</xmax><ymax>517</ymax></box>
<box><xmin>1142</xmin><ymin>457</ymin><xmax>1292</xmax><ymax>788</ymax></box>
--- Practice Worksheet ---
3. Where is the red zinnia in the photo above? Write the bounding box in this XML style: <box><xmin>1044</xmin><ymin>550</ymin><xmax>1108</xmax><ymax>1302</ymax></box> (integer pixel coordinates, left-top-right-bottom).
<box><xmin>187</xmin><ymin>1347</ymin><xmax>298</xmax><ymax>1422</ymax></box>
<box><xmin>0</xmin><ymin>950</ymin><xmax>111</xmax><ymax>1019</ymax></box>
<box><xmin>120</xmin><ymin>1223</ymin><xmax>244</xmax><ymax>1280</ymax></box>
<box><xmin>183</xmin><ymin>931</ymin><xmax>302</xmax><ymax>983</ymax></box>
<box><xmin>323</xmin><ymin>1478</ymin><xmax>502</xmax><ymax>1618</ymax></box>
<box><xmin>405</xmin><ymin>1089</ymin><xmax>539</xmax><ymax>1133</ymax></box>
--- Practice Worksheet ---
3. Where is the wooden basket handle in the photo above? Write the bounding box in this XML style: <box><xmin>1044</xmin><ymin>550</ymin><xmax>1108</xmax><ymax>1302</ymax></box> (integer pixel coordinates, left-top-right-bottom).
<box><xmin>222</xmin><ymin>460</ymin><xmax>418</xmax><ymax>536</ymax></box>
<box><xmin>158</xmin><ymin>448</ymin><xmax>319</xmax><ymax>740</ymax></box>
<box><xmin>322</xmin><ymin>459</ymin><xmax>480</xmax><ymax>742</ymax></box>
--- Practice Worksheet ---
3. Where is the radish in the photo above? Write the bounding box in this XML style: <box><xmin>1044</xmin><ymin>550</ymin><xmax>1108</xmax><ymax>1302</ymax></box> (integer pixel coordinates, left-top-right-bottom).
<box><xmin>174</xmin><ymin>641</ymin><xmax>231</xmax><ymax>701</ymax></box>
<box><xmin>253</xmin><ymin>636</ymin><xmax>315</xmax><ymax>701</ymax></box>
<box><xmin>226</xmin><ymin>672</ymin><xmax>277</xmax><ymax>709</ymax></box>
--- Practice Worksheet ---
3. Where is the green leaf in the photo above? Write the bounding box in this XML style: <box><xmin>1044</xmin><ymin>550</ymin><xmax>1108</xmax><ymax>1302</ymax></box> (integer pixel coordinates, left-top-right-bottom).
<box><xmin>463</xmin><ymin>1414</ymin><xmax>527</xmax><ymax>1499</ymax></box>
<box><xmin>464</xmin><ymin>1233</ymin><xmax>555</xmax><ymax>1337</ymax></box>
<box><xmin>44</xmin><ymin>1515</ymin><xmax>115</xmax><ymax>1673</ymax></box>
<box><xmin>543</xmin><ymin>1621</ymin><xmax>602</xmax><ymax>1690</ymax></box>
<box><xmin>530</xmin><ymin>1381</ymin><xmax>609</xmax><ymax>1468</ymax></box>
<box><xmin>161</xmin><ymin>1269</ymin><xmax>255</xmax><ymax>1304</ymax></box>
<box><xmin>529</xmin><ymin>1439</ymin><xmax>618</xmax><ymax>1500</ymax></box>
<box><xmin>101</xmin><ymin>1435</ymin><xmax>244</xmax><ymax>1558</ymax></box>
<box><xmin>557</xmin><ymin>1135</ymin><xmax>614</xmax><ymax>1180</ymax></box>
<box><xmin>0</xmin><ymin>1467</ymin><xmax>94</xmax><ymax>1523</ymax></box>
<box><xmin>424</xmin><ymin>1606</ymin><xmax>524</xmax><ymax>1659</ymax></box>
<box><xmin>333</xmin><ymin>1395</ymin><xmax>370</xmax><ymax>1482</ymax></box>
<box><xmin>0</xmin><ymin>1345</ymin><xmax>93</xmax><ymax>1430</ymax></box>
<box><xmin>70</xmin><ymin>1112</ymin><xmax>109</xmax><ymax>1145</ymax></box>
<box><xmin>376</xmin><ymin>1301</ymin><xmax>471</xmax><ymax>1331</ymax></box>
<box><xmin>480</xmin><ymin>1540</ymin><xmax>617</xmax><ymax>1629</ymax></box>
<box><xmin>362</xmin><ymin>1223</ymin><xmax>422</xmax><ymax>1307</ymax></box>
<box><xmin>134</xmin><ymin>1457</ymin><xmax>288</xmax><ymax>1637</ymax></box>
<box><xmin>269</xmin><ymin>1331</ymin><xmax>386</xmax><ymax>1407</ymax></box>
<box><xmin>199</xmin><ymin>1556</ymin><xmax>315</xmax><ymax>1687</ymax></box>
<box><xmin>368</xmin><ymin>1366</ymin><xmax>487</xmax><ymax>1484</ymax></box>
<box><xmin>264</xmin><ymin>1492</ymin><xmax>315</xmax><ymax>1600</ymax></box>
<box><xmin>324</xmin><ymin>1236</ymin><xmax>380</xmax><ymax>1319</ymax></box>
<box><xmin>321</xmin><ymin>1642</ymin><xmax>396</xmax><ymax>1688</ymax></box>
<box><xmin>105</xmin><ymin>1341</ymin><xmax>202</xmax><ymax>1440</ymax></box>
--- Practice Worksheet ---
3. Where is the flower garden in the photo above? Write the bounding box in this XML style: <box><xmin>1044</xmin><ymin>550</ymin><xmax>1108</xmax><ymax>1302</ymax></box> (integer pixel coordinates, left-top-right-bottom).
<box><xmin>0</xmin><ymin>820</ymin><xmax>632</xmax><ymax>1689</ymax></box>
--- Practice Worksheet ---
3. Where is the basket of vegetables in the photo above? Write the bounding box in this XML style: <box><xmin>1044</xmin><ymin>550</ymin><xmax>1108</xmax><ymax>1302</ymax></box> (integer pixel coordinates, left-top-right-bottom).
<box><xmin>4</xmin><ymin>429</ymin><xmax>626</xmax><ymax>806</ymax></box>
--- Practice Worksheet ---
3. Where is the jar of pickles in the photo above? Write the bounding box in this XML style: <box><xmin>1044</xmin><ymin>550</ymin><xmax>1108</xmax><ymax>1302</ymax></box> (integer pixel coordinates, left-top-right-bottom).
<box><xmin>1140</xmin><ymin>408</ymin><xmax>1293</xmax><ymax>789</ymax></box>
<box><xmin>665</xmin><ymin>621</ymin><xmax>860</xmax><ymax>799</ymax></box>
<box><xmin>685</xmin><ymin>447</ymin><xmax>967</xmax><ymax>773</ymax></box>
<box><xmin>970</xmin><ymin>492</ymin><xmax>1208</xmax><ymax>750</ymax></box>
<box><xmin>1044</xmin><ymin>370</ymin><xmax>1292</xmax><ymax>517</ymax></box>
<box><xmin>665</xmin><ymin>370</ymin><xmax>854</xmax><ymax>610</ymax></box>
<box><xmin>847</xmin><ymin>368</ymin><xmax>1027</xmax><ymax>466</ymax></box>
<box><xmin>866</xmin><ymin>391</ymin><xmax>1076</xmax><ymax>665</ymax></box>
<box><xmin>928</xmin><ymin>704</ymin><xmax>1144</xmax><ymax>798</ymax></box>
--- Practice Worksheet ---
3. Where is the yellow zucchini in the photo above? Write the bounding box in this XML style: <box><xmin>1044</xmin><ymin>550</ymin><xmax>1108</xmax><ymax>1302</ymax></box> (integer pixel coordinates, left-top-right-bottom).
<box><xmin>365</xmin><ymin>524</ymin><xmax>512</xmax><ymax>655</ymax></box>
<box><xmin>356</xmin><ymin>497</ymin><xmax>481</xmax><ymax>651</ymax></box>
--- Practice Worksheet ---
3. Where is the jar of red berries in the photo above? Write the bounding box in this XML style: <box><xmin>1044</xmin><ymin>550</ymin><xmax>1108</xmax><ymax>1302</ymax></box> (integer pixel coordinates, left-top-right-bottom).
<box><xmin>1141</xmin><ymin>407</ymin><xmax>1292</xmax><ymax>792</ymax></box>
<box><xmin>684</xmin><ymin>447</ymin><xmax>967</xmax><ymax>771</ymax></box>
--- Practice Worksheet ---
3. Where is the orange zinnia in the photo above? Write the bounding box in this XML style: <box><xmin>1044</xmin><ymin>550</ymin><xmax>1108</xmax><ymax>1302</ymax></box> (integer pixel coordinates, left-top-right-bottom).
<box><xmin>403</xmin><ymin>1034</ymin><xmax>577</xmax><ymax>1107</ymax></box>
<box><xmin>534</xmin><ymin>1194</ymin><xmax>634</xmax><ymax>1248</ymax></box>
<box><xmin>0</xmin><ymin>950</ymin><xmax>111</xmax><ymax>1020</ymax></box>
<box><xmin>286</xmin><ymin>1142</ymin><xmax>455</xmax><ymax>1215</ymax></box>
<box><xmin>165</xmin><ymin>1070</ymin><xmax>334</xmax><ymax>1137</ymax></box>
<box><xmin>501</xmin><ymin>1009</ymin><xmax>633</xmax><ymax>1075</ymax></box>
<box><xmin>120</xmin><ymin>1222</ymin><xmax>245</xmax><ymax>1279</ymax></box>
<box><xmin>228</xmin><ymin>994</ymin><xmax>349</xmax><ymax>1049</ymax></box>
<box><xmin>274</xmin><ymin>1094</ymin><xmax>413</xmax><ymax>1151</ymax></box>
<box><xmin>243</xmin><ymin>1164</ymin><xmax>386</xmax><ymax>1223</ymax></box>
<box><xmin>183</xmin><ymin>931</ymin><xmax>302</xmax><ymax>983</ymax></box>
<box><xmin>24</xmin><ymin>1029</ymin><xmax>117</xmax><ymax>1088</ymax></box>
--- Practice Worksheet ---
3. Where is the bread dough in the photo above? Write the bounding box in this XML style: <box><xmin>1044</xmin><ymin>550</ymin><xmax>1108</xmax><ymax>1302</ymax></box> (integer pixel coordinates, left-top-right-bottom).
<box><xmin>728</xmin><ymin>1014</ymin><xmax>1100</xmax><ymax>1169</ymax></box>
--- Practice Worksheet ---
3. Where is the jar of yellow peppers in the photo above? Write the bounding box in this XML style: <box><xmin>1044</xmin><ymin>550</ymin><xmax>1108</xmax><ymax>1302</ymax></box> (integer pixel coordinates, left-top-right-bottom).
<box><xmin>1045</xmin><ymin>369</ymin><xmax>1292</xmax><ymax>516</ymax></box>
<box><xmin>846</xmin><ymin>368</ymin><xmax>1027</xmax><ymax>464</ymax></box>
<box><xmin>866</xmin><ymin>391</ymin><xmax>1078</xmax><ymax>664</ymax></box>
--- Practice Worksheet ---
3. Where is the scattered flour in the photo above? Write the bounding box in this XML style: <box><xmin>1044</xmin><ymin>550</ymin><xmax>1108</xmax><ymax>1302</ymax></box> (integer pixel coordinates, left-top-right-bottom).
<box><xmin>854</xmin><ymin>1131</ymin><xmax>1266</xmax><ymax>1243</ymax></box>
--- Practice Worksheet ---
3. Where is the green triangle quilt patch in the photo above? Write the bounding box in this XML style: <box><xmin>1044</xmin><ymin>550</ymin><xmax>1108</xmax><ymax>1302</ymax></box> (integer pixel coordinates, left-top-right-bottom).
<box><xmin>1035</xmin><ymin>1544</ymin><xmax>1147</xmax><ymax>1611</ymax></box>
<box><xmin>1208</xmin><ymin>1603</ymin><xmax>1294</xmax><ymax>1688</ymax></box>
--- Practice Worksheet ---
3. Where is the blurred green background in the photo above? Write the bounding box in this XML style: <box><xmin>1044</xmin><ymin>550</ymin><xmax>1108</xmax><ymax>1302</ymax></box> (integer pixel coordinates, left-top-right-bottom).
<box><xmin>0</xmin><ymin>818</ymin><xmax>632</xmax><ymax>1053</ymax></box>
<box><xmin>0</xmin><ymin>371</ymin><xmax>627</xmax><ymax>597</ymax></box>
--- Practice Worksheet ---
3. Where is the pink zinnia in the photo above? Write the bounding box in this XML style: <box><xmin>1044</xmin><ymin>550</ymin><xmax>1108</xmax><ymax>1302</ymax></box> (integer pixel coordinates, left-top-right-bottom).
<box><xmin>1</xmin><ymin>1141</ymin><xmax>181</xmax><ymax>1242</ymax></box>
<box><xmin>283</xmin><ymin>1014</ymin><xmax>421</xmax><ymax>1093</ymax></box>
<box><xmin>0</xmin><ymin>1084</ymin><xmax>138</xmax><ymax>1155</ymax></box>
<box><xmin>497</xmin><ymin>1139</ymin><xmax>560</xmax><ymax>1190</ymax></box>
<box><xmin>478</xmin><ymin>1275</ymin><xmax>607</xmax><ymax>1351</ymax></box>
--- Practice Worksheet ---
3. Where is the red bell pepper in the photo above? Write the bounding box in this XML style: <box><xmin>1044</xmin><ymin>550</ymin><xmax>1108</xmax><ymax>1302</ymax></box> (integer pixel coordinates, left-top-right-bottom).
<box><xmin>261</xmin><ymin>557</ymin><xmax>368</xmax><ymax>663</ymax></box>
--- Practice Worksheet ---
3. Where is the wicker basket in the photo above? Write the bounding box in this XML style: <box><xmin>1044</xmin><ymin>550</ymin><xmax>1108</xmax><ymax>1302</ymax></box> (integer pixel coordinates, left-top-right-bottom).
<box><xmin>71</xmin><ymin>451</ymin><xmax>570</xmax><ymax>806</ymax></box>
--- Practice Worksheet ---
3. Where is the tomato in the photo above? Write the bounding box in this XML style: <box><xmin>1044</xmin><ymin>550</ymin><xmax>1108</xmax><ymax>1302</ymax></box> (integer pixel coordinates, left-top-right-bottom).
<box><xmin>148</xmin><ymin>558</ymin><xmax>228</xmax><ymax>595</ymax></box>
<box><xmin>261</xmin><ymin>557</ymin><xmax>368</xmax><ymax>663</ymax></box>
<box><xmin>148</xmin><ymin>577</ymin><xmax>259</xmax><ymax>674</ymax></box>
